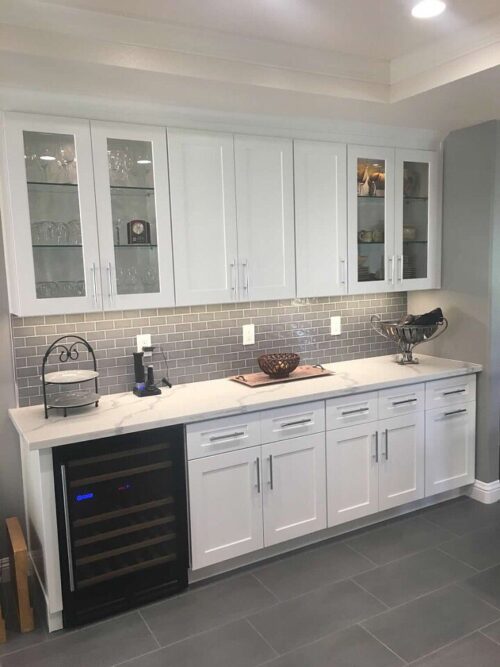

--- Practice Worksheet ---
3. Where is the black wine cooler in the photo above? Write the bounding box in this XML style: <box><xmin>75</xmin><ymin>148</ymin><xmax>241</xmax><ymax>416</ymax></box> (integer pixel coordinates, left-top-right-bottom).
<box><xmin>53</xmin><ymin>425</ymin><xmax>188</xmax><ymax>627</ymax></box>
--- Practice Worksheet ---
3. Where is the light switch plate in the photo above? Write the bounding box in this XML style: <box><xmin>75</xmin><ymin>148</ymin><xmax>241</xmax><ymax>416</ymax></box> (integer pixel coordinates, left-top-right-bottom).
<box><xmin>330</xmin><ymin>316</ymin><xmax>342</xmax><ymax>336</ymax></box>
<box><xmin>137</xmin><ymin>333</ymin><xmax>152</xmax><ymax>357</ymax></box>
<box><xmin>242</xmin><ymin>324</ymin><xmax>255</xmax><ymax>345</ymax></box>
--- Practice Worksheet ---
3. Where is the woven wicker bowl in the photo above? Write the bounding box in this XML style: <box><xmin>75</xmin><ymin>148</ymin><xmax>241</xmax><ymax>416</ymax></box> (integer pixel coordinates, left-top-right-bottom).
<box><xmin>257</xmin><ymin>353</ymin><xmax>300</xmax><ymax>379</ymax></box>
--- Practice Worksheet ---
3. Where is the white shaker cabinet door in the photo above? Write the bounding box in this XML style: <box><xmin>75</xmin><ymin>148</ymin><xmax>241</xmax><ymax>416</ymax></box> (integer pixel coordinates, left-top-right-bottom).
<box><xmin>2</xmin><ymin>112</ymin><xmax>102</xmax><ymax>315</ymax></box>
<box><xmin>92</xmin><ymin>122</ymin><xmax>175</xmax><ymax>310</ymax></box>
<box><xmin>327</xmin><ymin>423</ymin><xmax>379</xmax><ymax>527</ymax></box>
<box><xmin>378</xmin><ymin>412</ymin><xmax>425</xmax><ymax>512</ymax></box>
<box><xmin>234</xmin><ymin>135</ymin><xmax>295</xmax><ymax>301</ymax></box>
<box><xmin>262</xmin><ymin>433</ymin><xmax>326</xmax><ymax>547</ymax></box>
<box><xmin>188</xmin><ymin>448</ymin><xmax>263</xmax><ymax>570</ymax></box>
<box><xmin>168</xmin><ymin>129</ymin><xmax>239</xmax><ymax>305</ymax></box>
<box><xmin>425</xmin><ymin>403</ymin><xmax>476</xmax><ymax>496</ymax></box>
<box><xmin>294</xmin><ymin>140</ymin><xmax>347</xmax><ymax>297</ymax></box>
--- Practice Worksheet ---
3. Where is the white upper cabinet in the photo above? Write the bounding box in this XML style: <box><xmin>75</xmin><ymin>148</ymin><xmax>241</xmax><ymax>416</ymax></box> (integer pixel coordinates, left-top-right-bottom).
<box><xmin>348</xmin><ymin>145</ymin><xmax>396</xmax><ymax>294</ymax></box>
<box><xmin>168</xmin><ymin>129</ymin><xmax>239</xmax><ymax>306</ymax></box>
<box><xmin>394</xmin><ymin>149</ymin><xmax>441</xmax><ymax>291</ymax></box>
<box><xmin>1</xmin><ymin>113</ymin><xmax>101</xmax><ymax>316</ymax></box>
<box><xmin>235</xmin><ymin>136</ymin><xmax>295</xmax><ymax>301</ymax></box>
<box><xmin>91</xmin><ymin>122</ymin><xmax>175</xmax><ymax>310</ymax></box>
<box><xmin>294</xmin><ymin>140</ymin><xmax>347</xmax><ymax>297</ymax></box>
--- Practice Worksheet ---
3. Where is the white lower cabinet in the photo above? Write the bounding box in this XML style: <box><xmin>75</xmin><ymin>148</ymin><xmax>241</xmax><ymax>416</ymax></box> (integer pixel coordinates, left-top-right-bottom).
<box><xmin>379</xmin><ymin>413</ymin><xmax>425</xmax><ymax>511</ymax></box>
<box><xmin>425</xmin><ymin>403</ymin><xmax>476</xmax><ymax>496</ymax></box>
<box><xmin>327</xmin><ymin>413</ymin><xmax>424</xmax><ymax>526</ymax></box>
<box><xmin>327</xmin><ymin>424</ymin><xmax>379</xmax><ymax>527</ymax></box>
<box><xmin>188</xmin><ymin>448</ymin><xmax>263</xmax><ymax>570</ymax></box>
<box><xmin>262</xmin><ymin>434</ymin><xmax>326</xmax><ymax>547</ymax></box>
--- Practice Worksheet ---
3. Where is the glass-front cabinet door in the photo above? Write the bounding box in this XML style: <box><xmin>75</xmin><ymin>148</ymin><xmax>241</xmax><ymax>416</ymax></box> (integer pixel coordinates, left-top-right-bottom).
<box><xmin>348</xmin><ymin>146</ymin><xmax>395</xmax><ymax>294</ymax></box>
<box><xmin>395</xmin><ymin>149</ymin><xmax>440</xmax><ymax>290</ymax></box>
<box><xmin>2</xmin><ymin>113</ymin><xmax>101</xmax><ymax>315</ymax></box>
<box><xmin>91</xmin><ymin>122</ymin><xmax>174</xmax><ymax>310</ymax></box>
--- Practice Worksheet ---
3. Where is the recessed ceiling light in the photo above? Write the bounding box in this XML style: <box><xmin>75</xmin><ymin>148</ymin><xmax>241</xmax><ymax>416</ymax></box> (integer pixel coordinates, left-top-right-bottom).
<box><xmin>411</xmin><ymin>0</ymin><xmax>446</xmax><ymax>18</ymax></box>
<box><xmin>136</xmin><ymin>158</ymin><xmax>152</xmax><ymax>165</ymax></box>
<box><xmin>39</xmin><ymin>154</ymin><xmax>56</xmax><ymax>161</ymax></box>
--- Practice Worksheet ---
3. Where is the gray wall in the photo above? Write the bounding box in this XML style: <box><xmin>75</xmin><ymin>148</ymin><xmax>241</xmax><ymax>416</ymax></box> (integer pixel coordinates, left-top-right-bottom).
<box><xmin>0</xmin><ymin>219</ymin><xmax>23</xmax><ymax>556</ymax></box>
<box><xmin>409</xmin><ymin>120</ymin><xmax>500</xmax><ymax>483</ymax></box>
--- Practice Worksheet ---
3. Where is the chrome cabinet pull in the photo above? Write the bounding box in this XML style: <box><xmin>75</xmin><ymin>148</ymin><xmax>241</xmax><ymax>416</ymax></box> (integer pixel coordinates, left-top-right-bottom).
<box><xmin>443</xmin><ymin>389</ymin><xmax>466</xmax><ymax>396</ymax></box>
<box><xmin>280</xmin><ymin>418</ymin><xmax>312</xmax><ymax>429</ymax></box>
<box><xmin>209</xmin><ymin>431</ymin><xmax>245</xmax><ymax>442</ymax></box>
<box><xmin>255</xmin><ymin>457</ymin><xmax>261</xmax><ymax>493</ymax></box>
<box><xmin>374</xmin><ymin>431</ymin><xmax>379</xmax><ymax>462</ymax></box>
<box><xmin>392</xmin><ymin>398</ymin><xmax>418</xmax><ymax>406</ymax></box>
<box><xmin>229</xmin><ymin>258</ymin><xmax>237</xmax><ymax>298</ymax></box>
<box><xmin>242</xmin><ymin>259</ymin><xmax>249</xmax><ymax>292</ymax></box>
<box><xmin>388</xmin><ymin>256</ymin><xmax>395</xmax><ymax>284</ymax></box>
<box><xmin>398</xmin><ymin>255</ymin><xmax>404</xmax><ymax>282</ymax></box>
<box><xmin>444</xmin><ymin>409</ymin><xmax>467</xmax><ymax>418</ymax></box>
<box><xmin>339</xmin><ymin>258</ymin><xmax>346</xmax><ymax>285</ymax></box>
<box><xmin>107</xmin><ymin>261</ymin><xmax>114</xmax><ymax>301</ymax></box>
<box><xmin>269</xmin><ymin>455</ymin><xmax>274</xmax><ymax>490</ymax></box>
<box><xmin>90</xmin><ymin>263</ymin><xmax>98</xmax><ymax>305</ymax></box>
<box><xmin>60</xmin><ymin>465</ymin><xmax>75</xmax><ymax>592</ymax></box>
<box><xmin>384</xmin><ymin>429</ymin><xmax>389</xmax><ymax>460</ymax></box>
<box><xmin>342</xmin><ymin>407</ymin><xmax>369</xmax><ymax>416</ymax></box>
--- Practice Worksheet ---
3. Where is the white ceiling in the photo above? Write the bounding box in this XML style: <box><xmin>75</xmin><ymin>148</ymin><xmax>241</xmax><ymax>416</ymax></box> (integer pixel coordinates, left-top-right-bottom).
<box><xmin>0</xmin><ymin>0</ymin><xmax>499</xmax><ymax>136</ymax></box>
<box><xmin>40</xmin><ymin>0</ymin><xmax>500</xmax><ymax>60</ymax></box>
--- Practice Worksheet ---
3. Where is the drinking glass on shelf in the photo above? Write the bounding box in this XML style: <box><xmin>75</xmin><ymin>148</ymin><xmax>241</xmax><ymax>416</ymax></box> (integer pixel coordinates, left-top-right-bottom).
<box><xmin>55</xmin><ymin>222</ymin><xmax>69</xmax><ymax>245</ymax></box>
<box><xmin>31</xmin><ymin>221</ymin><xmax>44</xmax><ymax>245</ymax></box>
<box><xmin>66</xmin><ymin>219</ymin><xmax>82</xmax><ymax>245</ymax></box>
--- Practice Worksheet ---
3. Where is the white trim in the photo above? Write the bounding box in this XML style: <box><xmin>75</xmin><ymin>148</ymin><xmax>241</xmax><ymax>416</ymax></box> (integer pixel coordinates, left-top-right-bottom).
<box><xmin>467</xmin><ymin>479</ymin><xmax>500</xmax><ymax>505</ymax></box>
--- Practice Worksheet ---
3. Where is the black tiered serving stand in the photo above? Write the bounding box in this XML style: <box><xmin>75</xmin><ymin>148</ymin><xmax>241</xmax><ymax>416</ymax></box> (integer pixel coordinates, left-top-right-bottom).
<box><xmin>41</xmin><ymin>335</ymin><xmax>99</xmax><ymax>418</ymax></box>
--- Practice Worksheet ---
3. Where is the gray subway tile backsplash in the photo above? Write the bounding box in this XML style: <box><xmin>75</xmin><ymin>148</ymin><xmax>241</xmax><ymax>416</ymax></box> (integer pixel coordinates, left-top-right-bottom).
<box><xmin>11</xmin><ymin>293</ymin><xmax>407</xmax><ymax>407</ymax></box>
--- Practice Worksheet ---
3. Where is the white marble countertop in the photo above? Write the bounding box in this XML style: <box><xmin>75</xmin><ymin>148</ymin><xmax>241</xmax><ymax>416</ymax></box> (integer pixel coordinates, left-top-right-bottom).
<box><xmin>9</xmin><ymin>354</ymin><xmax>481</xmax><ymax>450</ymax></box>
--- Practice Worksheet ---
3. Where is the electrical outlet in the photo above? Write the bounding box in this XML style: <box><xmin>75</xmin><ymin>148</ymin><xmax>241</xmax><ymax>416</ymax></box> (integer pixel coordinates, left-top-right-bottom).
<box><xmin>330</xmin><ymin>316</ymin><xmax>342</xmax><ymax>336</ymax></box>
<box><xmin>136</xmin><ymin>333</ymin><xmax>152</xmax><ymax>357</ymax></box>
<box><xmin>242</xmin><ymin>324</ymin><xmax>255</xmax><ymax>345</ymax></box>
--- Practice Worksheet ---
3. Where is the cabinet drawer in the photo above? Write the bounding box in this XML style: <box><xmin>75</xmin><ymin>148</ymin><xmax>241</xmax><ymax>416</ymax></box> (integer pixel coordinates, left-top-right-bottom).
<box><xmin>186</xmin><ymin>413</ymin><xmax>261</xmax><ymax>459</ymax></box>
<box><xmin>326</xmin><ymin>392</ymin><xmax>378</xmax><ymax>430</ymax></box>
<box><xmin>378</xmin><ymin>384</ymin><xmax>425</xmax><ymax>420</ymax></box>
<box><xmin>260</xmin><ymin>401</ymin><xmax>325</xmax><ymax>444</ymax></box>
<box><xmin>425</xmin><ymin>375</ymin><xmax>476</xmax><ymax>410</ymax></box>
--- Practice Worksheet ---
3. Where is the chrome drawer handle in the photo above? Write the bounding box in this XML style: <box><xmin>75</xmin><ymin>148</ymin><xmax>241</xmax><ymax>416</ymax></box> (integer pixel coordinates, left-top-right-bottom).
<box><xmin>280</xmin><ymin>418</ymin><xmax>312</xmax><ymax>428</ymax></box>
<box><xmin>374</xmin><ymin>431</ymin><xmax>379</xmax><ymax>462</ymax></box>
<box><xmin>444</xmin><ymin>409</ymin><xmax>467</xmax><ymax>418</ymax></box>
<box><xmin>392</xmin><ymin>398</ymin><xmax>418</xmax><ymax>406</ymax></box>
<box><xmin>443</xmin><ymin>389</ymin><xmax>466</xmax><ymax>396</ymax></box>
<box><xmin>60</xmin><ymin>465</ymin><xmax>75</xmax><ymax>593</ymax></box>
<box><xmin>255</xmin><ymin>457</ymin><xmax>261</xmax><ymax>493</ymax></box>
<box><xmin>209</xmin><ymin>431</ymin><xmax>245</xmax><ymax>442</ymax></box>
<box><xmin>342</xmin><ymin>407</ymin><xmax>369</xmax><ymax>416</ymax></box>
<box><xmin>269</xmin><ymin>455</ymin><xmax>274</xmax><ymax>490</ymax></box>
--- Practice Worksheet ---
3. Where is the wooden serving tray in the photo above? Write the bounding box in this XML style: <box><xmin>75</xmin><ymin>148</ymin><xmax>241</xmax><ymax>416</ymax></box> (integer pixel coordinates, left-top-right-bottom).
<box><xmin>230</xmin><ymin>364</ymin><xmax>333</xmax><ymax>387</ymax></box>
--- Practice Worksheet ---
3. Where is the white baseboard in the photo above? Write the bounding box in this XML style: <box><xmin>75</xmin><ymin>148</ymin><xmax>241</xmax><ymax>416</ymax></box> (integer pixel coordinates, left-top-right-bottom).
<box><xmin>0</xmin><ymin>556</ymin><xmax>10</xmax><ymax>582</ymax></box>
<box><xmin>467</xmin><ymin>480</ymin><xmax>500</xmax><ymax>504</ymax></box>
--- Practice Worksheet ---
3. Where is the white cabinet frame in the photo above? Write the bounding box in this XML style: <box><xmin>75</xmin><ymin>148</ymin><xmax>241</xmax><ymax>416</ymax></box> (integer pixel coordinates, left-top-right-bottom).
<box><xmin>92</xmin><ymin>122</ymin><xmax>175</xmax><ymax>310</ymax></box>
<box><xmin>1</xmin><ymin>112</ymin><xmax>102</xmax><ymax>316</ymax></box>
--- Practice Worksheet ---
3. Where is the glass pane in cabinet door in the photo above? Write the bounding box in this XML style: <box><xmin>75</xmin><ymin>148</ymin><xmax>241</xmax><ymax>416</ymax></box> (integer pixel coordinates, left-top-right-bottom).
<box><xmin>24</xmin><ymin>131</ymin><xmax>86</xmax><ymax>299</ymax></box>
<box><xmin>357</xmin><ymin>158</ymin><xmax>386</xmax><ymax>283</ymax></box>
<box><xmin>402</xmin><ymin>161</ymin><xmax>429</xmax><ymax>280</ymax></box>
<box><xmin>107</xmin><ymin>138</ymin><xmax>160</xmax><ymax>295</ymax></box>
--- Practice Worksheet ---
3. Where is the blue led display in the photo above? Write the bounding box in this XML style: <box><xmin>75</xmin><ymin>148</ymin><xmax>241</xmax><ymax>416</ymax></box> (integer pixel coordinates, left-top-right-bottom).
<box><xmin>75</xmin><ymin>492</ymin><xmax>94</xmax><ymax>502</ymax></box>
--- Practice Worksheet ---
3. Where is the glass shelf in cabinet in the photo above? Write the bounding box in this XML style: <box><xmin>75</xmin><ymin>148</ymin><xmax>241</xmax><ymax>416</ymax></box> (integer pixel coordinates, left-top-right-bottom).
<box><xmin>357</xmin><ymin>195</ymin><xmax>384</xmax><ymax>200</ymax></box>
<box><xmin>114</xmin><ymin>244</ymin><xmax>158</xmax><ymax>249</ymax></box>
<box><xmin>403</xmin><ymin>196</ymin><xmax>428</xmax><ymax>201</ymax></box>
<box><xmin>109</xmin><ymin>185</ymin><xmax>155</xmax><ymax>191</ymax></box>
<box><xmin>27</xmin><ymin>181</ymin><xmax>78</xmax><ymax>188</ymax></box>
<box><xmin>32</xmin><ymin>244</ymin><xmax>83</xmax><ymax>248</ymax></box>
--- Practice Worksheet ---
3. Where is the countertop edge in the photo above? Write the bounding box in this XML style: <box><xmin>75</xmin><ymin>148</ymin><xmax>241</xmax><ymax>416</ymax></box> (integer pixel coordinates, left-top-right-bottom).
<box><xmin>9</xmin><ymin>358</ymin><xmax>482</xmax><ymax>451</ymax></box>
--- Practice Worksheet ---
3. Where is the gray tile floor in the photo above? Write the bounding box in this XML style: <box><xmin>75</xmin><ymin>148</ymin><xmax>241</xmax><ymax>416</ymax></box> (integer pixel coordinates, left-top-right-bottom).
<box><xmin>3</xmin><ymin>497</ymin><xmax>500</xmax><ymax>666</ymax></box>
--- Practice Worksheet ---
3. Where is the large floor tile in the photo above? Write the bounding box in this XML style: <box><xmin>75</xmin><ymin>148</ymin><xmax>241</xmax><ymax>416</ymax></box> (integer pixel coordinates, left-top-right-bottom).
<box><xmin>460</xmin><ymin>563</ymin><xmax>500</xmax><ymax>609</ymax></box>
<box><xmin>411</xmin><ymin>632</ymin><xmax>500</xmax><ymax>666</ymax></box>
<box><xmin>481</xmin><ymin>618</ymin><xmax>500</xmax><ymax>644</ymax></box>
<box><xmin>362</xmin><ymin>585</ymin><xmax>500</xmax><ymax>663</ymax></box>
<box><xmin>140</xmin><ymin>574</ymin><xmax>276</xmax><ymax>647</ymax></box>
<box><xmin>252</xmin><ymin>541</ymin><xmax>374</xmax><ymax>601</ymax></box>
<box><xmin>0</xmin><ymin>612</ymin><xmax>157</xmax><ymax>667</ymax></box>
<box><xmin>354</xmin><ymin>548</ymin><xmax>475</xmax><ymax>607</ymax></box>
<box><xmin>0</xmin><ymin>582</ymin><xmax>53</xmax><ymax>657</ymax></box>
<box><xmin>120</xmin><ymin>619</ymin><xmax>276</xmax><ymax>667</ymax></box>
<box><xmin>439</xmin><ymin>524</ymin><xmax>500</xmax><ymax>570</ymax></box>
<box><xmin>249</xmin><ymin>578</ymin><xmax>385</xmax><ymax>654</ymax></box>
<box><xmin>421</xmin><ymin>498</ymin><xmax>500</xmax><ymax>536</ymax></box>
<box><xmin>263</xmin><ymin>624</ymin><xmax>404</xmax><ymax>667</ymax></box>
<box><xmin>345</xmin><ymin>516</ymin><xmax>455</xmax><ymax>565</ymax></box>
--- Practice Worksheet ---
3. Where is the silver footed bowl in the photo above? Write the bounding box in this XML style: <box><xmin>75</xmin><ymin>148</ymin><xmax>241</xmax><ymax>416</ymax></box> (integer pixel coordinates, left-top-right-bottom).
<box><xmin>370</xmin><ymin>314</ymin><xmax>448</xmax><ymax>365</ymax></box>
